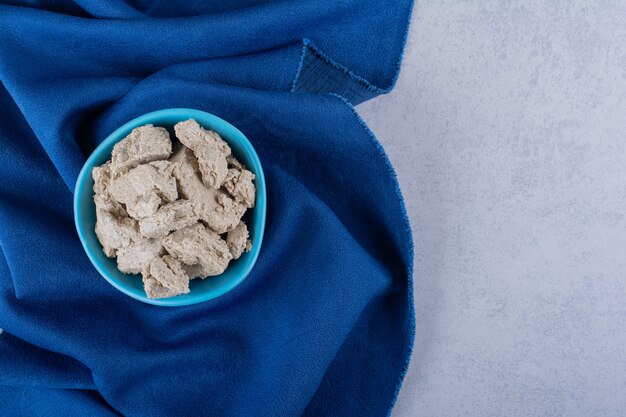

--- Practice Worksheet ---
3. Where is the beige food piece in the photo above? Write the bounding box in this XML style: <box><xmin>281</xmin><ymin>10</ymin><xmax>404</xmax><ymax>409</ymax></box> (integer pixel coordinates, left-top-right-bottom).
<box><xmin>109</xmin><ymin>162</ymin><xmax>177</xmax><ymax>220</ymax></box>
<box><xmin>226</xmin><ymin>155</ymin><xmax>246</xmax><ymax>170</ymax></box>
<box><xmin>169</xmin><ymin>146</ymin><xmax>200</xmax><ymax>182</ymax></box>
<box><xmin>149</xmin><ymin>159</ymin><xmax>173</xmax><ymax>174</ymax></box>
<box><xmin>182</xmin><ymin>264</ymin><xmax>205</xmax><ymax>280</ymax></box>
<box><xmin>195</xmin><ymin>143</ymin><xmax>228</xmax><ymax>189</ymax></box>
<box><xmin>169</xmin><ymin>147</ymin><xmax>214</xmax><ymax>214</ymax></box>
<box><xmin>128</xmin><ymin>192</ymin><xmax>161</xmax><ymax>220</ymax></box>
<box><xmin>170</xmin><ymin>143</ymin><xmax>195</xmax><ymax>162</ymax></box>
<box><xmin>223</xmin><ymin>168</ymin><xmax>256</xmax><ymax>208</ymax></box>
<box><xmin>212</xmin><ymin>191</ymin><xmax>247</xmax><ymax>234</ymax></box>
<box><xmin>109</xmin><ymin>163</ymin><xmax>177</xmax><ymax>202</ymax></box>
<box><xmin>162</xmin><ymin>223</ymin><xmax>232</xmax><ymax>277</ymax></box>
<box><xmin>116</xmin><ymin>238</ymin><xmax>163</xmax><ymax>274</ymax></box>
<box><xmin>174</xmin><ymin>119</ymin><xmax>231</xmax><ymax>156</ymax></box>
<box><xmin>94</xmin><ymin>192</ymin><xmax>127</xmax><ymax>218</ymax></box>
<box><xmin>92</xmin><ymin>162</ymin><xmax>113</xmax><ymax>195</ymax></box>
<box><xmin>138</xmin><ymin>200</ymin><xmax>198</xmax><ymax>239</ymax></box>
<box><xmin>110</xmin><ymin>125</ymin><xmax>172</xmax><ymax>175</ymax></box>
<box><xmin>92</xmin><ymin>121</ymin><xmax>256</xmax><ymax>299</ymax></box>
<box><xmin>226</xmin><ymin>222</ymin><xmax>251</xmax><ymax>260</ymax></box>
<box><xmin>94</xmin><ymin>210</ymin><xmax>140</xmax><ymax>257</ymax></box>
<box><xmin>148</xmin><ymin>255</ymin><xmax>190</xmax><ymax>294</ymax></box>
<box><xmin>170</xmin><ymin>147</ymin><xmax>246</xmax><ymax>233</ymax></box>
<box><xmin>142</xmin><ymin>275</ymin><xmax>180</xmax><ymax>299</ymax></box>
<box><xmin>93</xmin><ymin>162</ymin><xmax>127</xmax><ymax>217</ymax></box>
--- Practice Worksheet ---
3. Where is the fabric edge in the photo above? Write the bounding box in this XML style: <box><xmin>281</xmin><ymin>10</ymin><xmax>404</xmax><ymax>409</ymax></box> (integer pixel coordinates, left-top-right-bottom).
<box><xmin>290</xmin><ymin>0</ymin><xmax>414</xmax><ymax>102</ymax></box>
<box><xmin>328</xmin><ymin>94</ymin><xmax>416</xmax><ymax>417</ymax></box>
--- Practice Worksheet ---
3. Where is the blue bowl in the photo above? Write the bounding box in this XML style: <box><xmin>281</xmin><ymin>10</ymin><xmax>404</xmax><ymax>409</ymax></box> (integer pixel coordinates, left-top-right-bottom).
<box><xmin>74</xmin><ymin>109</ymin><xmax>266</xmax><ymax>306</ymax></box>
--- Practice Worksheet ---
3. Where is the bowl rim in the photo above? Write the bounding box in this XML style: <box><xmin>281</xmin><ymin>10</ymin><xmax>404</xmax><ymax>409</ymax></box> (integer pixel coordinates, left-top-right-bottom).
<box><xmin>73</xmin><ymin>108</ymin><xmax>266</xmax><ymax>306</ymax></box>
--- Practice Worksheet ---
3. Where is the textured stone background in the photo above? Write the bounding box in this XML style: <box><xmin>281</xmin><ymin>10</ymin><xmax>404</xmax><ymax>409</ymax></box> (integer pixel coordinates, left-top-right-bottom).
<box><xmin>358</xmin><ymin>1</ymin><xmax>626</xmax><ymax>416</ymax></box>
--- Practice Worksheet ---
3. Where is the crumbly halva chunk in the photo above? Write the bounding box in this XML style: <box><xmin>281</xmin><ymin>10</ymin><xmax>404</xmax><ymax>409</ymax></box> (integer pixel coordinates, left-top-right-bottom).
<box><xmin>109</xmin><ymin>162</ymin><xmax>177</xmax><ymax>220</ymax></box>
<box><xmin>170</xmin><ymin>146</ymin><xmax>204</xmax><ymax>193</ymax></box>
<box><xmin>223</xmin><ymin>168</ymin><xmax>256</xmax><ymax>208</ymax></box>
<box><xmin>162</xmin><ymin>223</ymin><xmax>232</xmax><ymax>277</ymax></box>
<box><xmin>170</xmin><ymin>147</ymin><xmax>246</xmax><ymax>233</ymax></box>
<box><xmin>149</xmin><ymin>159</ymin><xmax>173</xmax><ymax>174</ymax></box>
<box><xmin>93</xmin><ymin>162</ymin><xmax>127</xmax><ymax>217</ymax></box>
<box><xmin>226</xmin><ymin>222</ymin><xmax>251</xmax><ymax>260</ymax></box>
<box><xmin>92</xmin><ymin>119</ymin><xmax>256</xmax><ymax>299</ymax></box>
<box><xmin>170</xmin><ymin>148</ymin><xmax>223</xmax><ymax>229</ymax></box>
<box><xmin>211</xmin><ymin>191</ymin><xmax>247</xmax><ymax>234</ymax></box>
<box><xmin>94</xmin><ymin>210</ymin><xmax>140</xmax><ymax>257</ymax></box>
<box><xmin>128</xmin><ymin>192</ymin><xmax>162</xmax><ymax>220</ymax></box>
<box><xmin>92</xmin><ymin>161</ymin><xmax>113</xmax><ymax>195</ymax></box>
<box><xmin>182</xmin><ymin>263</ymin><xmax>205</xmax><ymax>280</ymax></box>
<box><xmin>174</xmin><ymin>119</ymin><xmax>231</xmax><ymax>156</ymax></box>
<box><xmin>148</xmin><ymin>255</ymin><xmax>189</xmax><ymax>294</ymax></box>
<box><xmin>138</xmin><ymin>200</ymin><xmax>198</xmax><ymax>239</ymax></box>
<box><xmin>116</xmin><ymin>238</ymin><xmax>163</xmax><ymax>274</ymax></box>
<box><xmin>169</xmin><ymin>144</ymin><xmax>198</xmax><ymax>168</ymax></box>
<box><xmin>142</xmin><ymin>271</ymin><xmax>182</xmax><ymax>299</ymax></box>
<box><xmin>94</xmin><ymin>192</ymin><xmax>127</xmax><ymax>218</ymax></box>
<box><xmin>110</xmin><ymin>125</ymin><xmax>172</xmax><ymax>175</ymax></box>
<box><xmin>195</xmin><ymin>143</ymin><xmax>228</xmax><ymax>189</ymax></box>
<box><xmin>226</xmin><ymin>155</ymin><xmax>245</xmax><ymax>169</ymax></box>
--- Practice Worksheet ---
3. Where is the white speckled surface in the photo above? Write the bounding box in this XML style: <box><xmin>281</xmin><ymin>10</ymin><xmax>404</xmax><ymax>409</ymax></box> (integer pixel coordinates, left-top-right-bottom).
<box><xmin>358</xmin><ymin>1</ymin><xmax>626</xmax><ymax>416</ymax></box>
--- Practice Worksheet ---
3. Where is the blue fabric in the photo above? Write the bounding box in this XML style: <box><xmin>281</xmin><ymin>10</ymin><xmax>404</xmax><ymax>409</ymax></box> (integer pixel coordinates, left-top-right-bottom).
<box><xmin>0</xmin><ymin>1</ymin><xmax>414</xmax><ymax>416</ymax></box>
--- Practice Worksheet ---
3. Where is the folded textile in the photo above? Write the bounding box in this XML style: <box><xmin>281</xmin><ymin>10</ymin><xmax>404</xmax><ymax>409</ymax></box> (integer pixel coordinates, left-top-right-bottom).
<box><xmin>0</xmin><ymin>1</ymin><xmax>414</xmax><ymax>415</ymax></box>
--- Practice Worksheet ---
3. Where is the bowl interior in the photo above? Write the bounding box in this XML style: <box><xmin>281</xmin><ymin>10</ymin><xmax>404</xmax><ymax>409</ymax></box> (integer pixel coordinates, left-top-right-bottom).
<box><xmin>74</xmin><ymin>109</ymin><xmax>266</xmax><ymax>306</ymax></box>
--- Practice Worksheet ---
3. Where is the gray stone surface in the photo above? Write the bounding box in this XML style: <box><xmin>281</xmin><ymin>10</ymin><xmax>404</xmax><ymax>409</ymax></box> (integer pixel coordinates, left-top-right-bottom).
<box><xmin>358</xmin><ymin>1</ymin><xmax>626</xmax><ymax>416</ymax></box>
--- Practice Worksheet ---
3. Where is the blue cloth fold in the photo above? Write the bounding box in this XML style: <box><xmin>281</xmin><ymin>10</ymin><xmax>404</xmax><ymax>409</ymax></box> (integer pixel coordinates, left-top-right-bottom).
<box><xmin>0</xmin><ymin>1</ymin><xmax>414</xmax><ymax>415</ymax></box>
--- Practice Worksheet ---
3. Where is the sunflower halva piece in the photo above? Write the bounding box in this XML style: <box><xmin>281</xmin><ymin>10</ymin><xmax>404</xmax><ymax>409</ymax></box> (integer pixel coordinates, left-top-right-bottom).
<box><xmin>170</xmin><ymin>146</ymin><xmax>247</xmax><ymax>234</ymax></box>
<box><xmin>92</xmin><ymin>119</ymin><xmax>255</xmax><ymax>299</ymax></box>
<box><xmin>110</xmin><ymin>125</ymin><xmax>172</xmax><ymax>175</ymax></box>
<box><xmin>93</xmin><ymin>162</ymin><xmax>127</xmax><ymax>217</ymax></box>
<box><xmin>94</xmin><ymin>210</ymin><xmax>140</xmax><ymax>258</ymax></box>
<box><xmin>116</xmin><ymin>238</ymin><xmax>164</xmax><ymax>275</ymax></box>
<box><xmin>138</xmin><ymin>200</ymin><xmax>198</xmax><ymax>239</ymax></box>
<box><xmin>174</xmin><ymin>119</ymin><xmax>231</xmax><ymax>156</ymax></box>
<box><xmin>226</xmin><ymin>222</ymin><xmax>250</xmax><ymax>260</ymax></box>
<box><xmin>108</xmin><ymin>161</ymin><xmax>178</xmax><ymax>220</ymax></box>
<box><xmin>162</xmin><ymin>223</ymin><xmax>232</xmax><ymax>277</ymax></box>
<box><xmin>143</xmin><ymin>255</ymin><xmax>190</xmax><ymax>298</ymax></box>
<box><xmin>195</xmin><ymin>143</ymin><xmax>229</xmax><ymax>189</ymax></box>
<box><xmin>223</xmin><ymin>168</ymin><xmax>256</xmax><ymax>209</ymax></box>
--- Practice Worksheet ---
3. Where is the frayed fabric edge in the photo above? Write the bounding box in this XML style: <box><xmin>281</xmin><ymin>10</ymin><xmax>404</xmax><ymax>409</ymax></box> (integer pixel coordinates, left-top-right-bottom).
<box><xmin>291</xmin><ymin>0</ymin><xmax>414</xmax><ymax>104</ymax></box>
<box><xmin>291</xmin><ymin>3</ymin><xmax>416</xmax><ymax>413</ymax></box>
<box><xmin>329</xmin><ymin>94</ymin><xmax>416</xmax><ymax>417</ymax></box>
